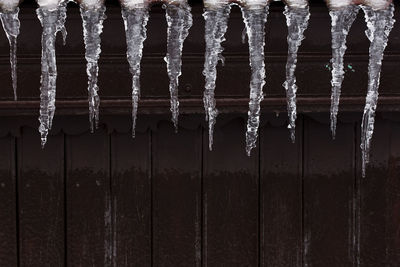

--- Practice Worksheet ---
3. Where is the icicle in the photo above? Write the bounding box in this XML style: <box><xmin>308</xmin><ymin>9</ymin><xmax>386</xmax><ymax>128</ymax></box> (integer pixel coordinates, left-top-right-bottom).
<box><xmin>202</xmin><ymin>4</ymin><xmax>231</xmax><ymax>151</ymax></box>
<box><xmin>0</xmin><ymin>7</ymin><xmax>20</xmax><ymax>100</ymax></box>
<box><xmin>80</xmin><ymin>5</ymin><xmax>106</xmax><ymax>133</ymax></box>
<box><xmin>37</xmin><ymin>0</ymin><xmax>67</xmax><ymax>147</ymax></box>
<box><xmin>329</xmin><ymin>5</ymin><xmax>359</xmax><ymax>139</ymax></box>
<box><xmin>282</xmin><ymin>5</ymin><xmax>309</xmax><ymax>143</ymax></box>
<box><xmin>241</xmin><ymin>5</ymin><xmax>269</xmax><ymax>156</ymax></box>
<box><xmin>360</xmin><ymin>4</ymin><xmax>395</xmax><ymax>177</ymax></box>
<box><xmin>164</xmin><ymin>1</ymin><xmax>193</xmax><ymax>131</ymax></box>
<box><xmin>121</xmin><ymin>7</ymin><xmax>149</xmax><ymax>137</ymax></box>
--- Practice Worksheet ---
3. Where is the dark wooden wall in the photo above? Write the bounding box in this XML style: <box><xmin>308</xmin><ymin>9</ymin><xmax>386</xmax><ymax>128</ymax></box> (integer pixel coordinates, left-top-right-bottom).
<box><xmin>0</xmin><ymin>1</ymin><xmax>400</xmax><ymax>266</ymax></box>
<box><xmin>0</xmin><ymin>113</ymin><xmax>400</xmax><ymax>266</ymax></box>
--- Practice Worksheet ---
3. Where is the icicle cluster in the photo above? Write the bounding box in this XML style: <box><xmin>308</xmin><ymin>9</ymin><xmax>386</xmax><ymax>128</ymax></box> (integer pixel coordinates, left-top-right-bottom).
<box><xmin>37</xmin><ymin>0</ymin><xmax>67</xmax><ymax>147</ymax></box>
<box><xmin>202</xmin><ymin>4</ymin><xmax>231</xmax><ymax>150</ymax></box>
<box><xmin>164</xmin><ymin>2</ymin><xmax>193</xmax><ymax>130</ymax></box>
<box><xmin>282</xmin><ymin>5</ymin><xmax>309</xmax><ymax>142</ymax></box>
<box><xmin>121</xmin><ymin>7</ymin><xmax>149</xmax><ymax>137</ymax></box>
<box><xmin>241</xmin><ymin>5</ymin><xmax>269</xmax><ymax>156</ymax></box>
<box><xmin>360</xmin><ymin>4</ymin><xmax>395</xmax><ymax>177</ymax></box>
<box><xmin>80</xmin><ymin>5</ymin><xmax>106</xmax><ymax>132</ymax></box>
<box><xmin>329</xmin><ymin>5</ymin><xmax>359</xmax><ymax>139</ymax></box>
<box><xmin>0</xmin><ymin>7</ymin><xmax>20</xmax><ymax>100</ymax></box>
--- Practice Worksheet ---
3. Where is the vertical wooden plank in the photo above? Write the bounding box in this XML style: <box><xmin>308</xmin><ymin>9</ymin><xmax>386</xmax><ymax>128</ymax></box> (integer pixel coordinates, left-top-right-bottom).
<box><xmin>111</xmin><ymin>131</ymin><xmax>151</xmax><ymax>266</ymax></box>
<box><xmin>303</xmin><ymin>118</ymin><xmax>355</xmax><ymax>266</ymax></box>
<box><xmin>360</xmin><ymin>119</ymin><xmax>400</xmax><ymax>266</ymax></box>
<box><xmin>0</xmin><ymin>135</ymin><xmax>17</xmax><ymax>266</ymax></box>
<box><xmin>18</xmin><ymin>127</ymin><xmax>65</xmax><ymax>266</ymax></box>
<box><xmin>152</xmin><ymin>122</ymin><xmax>202</xmax><ymax>267</ymax></box>
<box><xmin>203</xmin><ymin>118</ymin><xmax>259</xmax><ymax>266</ymax></box>
<box><xmin>66</xmin><ymin>129</ymin><xmax>111</xmax><ymax>266</ymax></box>
<box><xmin>260</xmin><ymin>119</ymin><xmax>302</xmax><ymax>266</ymax></box>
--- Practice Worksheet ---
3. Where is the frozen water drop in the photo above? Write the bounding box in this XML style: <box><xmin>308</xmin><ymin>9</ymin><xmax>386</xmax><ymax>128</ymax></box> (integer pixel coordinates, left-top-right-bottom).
<box><xmin>329</xmin><ymin>4</ymin><xmax>359</xmax><ymax>139</ymax></box>
<box><xmin>241</xmin><ymin>5</ymin><xmax>269</xmax><ymax>156</ymax></box>
<box><xmin>164</xmin><ymin>2</ymin><xmax>193</xmax><ymax>130</ymax></box>
<box><xmin>37</xmin><ymin>0</ymin><xmax>67</xmax><ymax>147</ymax></box>
<box><xmin>360</xmin><ymin>4</ymin><xmax>395</xmax><ymax>177</ymax></box>
<box><xmin>202</xmin><ymin>4</ymin><xmax>231</xmax><ymax>151</ymax></box>
<box><xmin>0</xmin><ymin>7</ymin><xmax>20</xmax><ymax>100</ymax></box>
<box><xmin>80</xmin><ymin>5</ymin><xmax>106</xmax><ymax>133</ymax></box>
<box><xmin>122</xmin><ymin>7</ymin><xmax>149</xmax><ymax>138</ymax></box>
<box><xmin>282</xmin><ymin>5</ymin><xmax>309</xmax><ymax>143</ymax></box>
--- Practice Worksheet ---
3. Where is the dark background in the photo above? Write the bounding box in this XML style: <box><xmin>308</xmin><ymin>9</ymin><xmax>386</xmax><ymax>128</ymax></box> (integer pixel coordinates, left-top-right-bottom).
<box><xmin>0</xmin><ymin>1</ymin><xmax>399</xmax><ymax>266</ymax></box>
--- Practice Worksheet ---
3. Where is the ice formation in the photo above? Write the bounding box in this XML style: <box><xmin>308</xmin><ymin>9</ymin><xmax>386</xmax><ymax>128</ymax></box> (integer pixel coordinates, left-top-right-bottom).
<box><xmin>283</xmin><ymin>5</ymin><xmax>309</xmax><ymax>142</ymax></box>
<box><xmin>241</xmin><ymin>3</ymin><xmax>269</xmax><ymax>156</ymax></box>
<box><xmin>329</xmin><ymin>5</ymin><xmax>360</xmax><ymax>139</ymax></box>
<box><xmin>360</xmin><ymin>3</ymin><xmax>394</xmax><ymax>177</ymax></box>
<box><xmin>121</xmin><ymin>2</ymin><xmax>149</xmax><ymax>137</ymax></box>
<box><xmin>37</xmin><ymin>0</ymin><xmax>67</xmax><ymax>147</ymax></box>
<box><xmin>0</xmin><ymin>4</ymin><xmax>20</xmax><ymax>100</ymax></box>
<box><xmin>80</xmin><ymin>3</ymin><xmax>106</xmax><ymax>132</ymax></box>
<box><xmin>202</xmin><ymin>2</ymin><xmax>231</xmax><ymax>150</ymax></box>
<box><xmin>164</xmin><ymin>1</ymin><xmax>193</xmax><ymax>130</ymax></box>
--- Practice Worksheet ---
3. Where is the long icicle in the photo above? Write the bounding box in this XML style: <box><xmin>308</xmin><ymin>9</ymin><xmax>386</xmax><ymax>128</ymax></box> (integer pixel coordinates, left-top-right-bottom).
<box><xmin>37</xmin><ymin>1</ymin><xmax>67</xmax><ymax>147</ymax></box>
<box><xmin>241</xmin><ymin>5</ymin><xmax>269</xmax><ymax>156</ymax></box>
<box><xmin>202</xmin><ymin>4</ymin><xmax>231</xmax><ymax>150</ymax></box>
<box><xmin>121</xmin><ymin>7</ymin><xmax>149</xmax><ymax>137</ymax></box>
<box><xmin>282</xmin><ymin>5</ymin><xmax>309</xmax><ymax>143</ymax></box>
<box><xmin>329</xmin><ymin>5</ymin><xmax>359</xmax><ymax>139</ymax></box>
<box><xmin>164</xmin><ymin>1</ymin><xmax>193</xmax><ymax>131</ymax></box>
<box><xmin>360</xmin><ymin>4</ymin><xmax>395</xmax><ymax>177</ymax></box>
<box><xmin>80</xmin><ymin>5</ymin><xmax>106</xmax><ymax>132</ymax></box>
<box><xmin>0</xmin><ymin>7</ymin><xmax>20</xmax><ymax>100</ymax></box>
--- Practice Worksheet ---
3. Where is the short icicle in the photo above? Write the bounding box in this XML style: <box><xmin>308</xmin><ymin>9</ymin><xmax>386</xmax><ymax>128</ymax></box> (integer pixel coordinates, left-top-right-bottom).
<box><xmin>360</xmin><ymin>3</ymin><xmax>395</xmax><ymax>177</ymax></box>
<box><xmin>37</xmin><ymin>0</ymin><xmax>67</xmax><ymax>147</ymax></box>
<box><xmin>202</xmin><ymin>3</ymin><xmax>231</xmax><ymax>150</ymax></box>
<box><xmin>241</xmin><ymin>4</ymin><xmax>269</xmax><ymax>156</ymax></box>
<box><xmin>121</xmin><ymin>6</ymin><xmax>149</xmax><ymax>137</ymax></box>
<box><xmin>329</xmin><ymin>5</ymin><xmax>359</xmax><ymax>139</ymax></box>
<box><xmin>164</xmin><ymin>1</ymin><xmax>193</xmax><ymax>131</ymax></box>
<box><xmin>80</xmin><ymin>5</ymin><xmax>106</xmax><ymax>132</ymax></box>
<box><xmin>0</xmin><ymin>7</ymin><xmax>20</xmax><ymax>100</ymax></box>
<box><xmin>282</xmin><ymin>5</ymin><xmax>309</xmax><ymax>142</ymax></box>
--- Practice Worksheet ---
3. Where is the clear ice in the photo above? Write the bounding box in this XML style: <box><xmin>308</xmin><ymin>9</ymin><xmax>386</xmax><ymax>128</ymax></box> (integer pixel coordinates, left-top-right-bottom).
<box><xmin>164</xmin><ymin>2</ymin><xmax>193</xmax><ymax>130</ymax></box>
<box><xmin>329</xmin><ymin>5</ymin><xmax>359</xmax><ymax>139</ymax></box>
<box><xmin>0</xmin><ymin>7</ymin><xmax>20</xmax><ymax>100</ymax></box>
<box><xmin>121</xmin><ymin>7</ymin><xmax>149</xmax><ymax>137</ymax></box>
<box><xmin>241</xmin><ymin>5</ymin><xmax>269</xmax><ymax>156</ymax></box>
<box><xmin>80</xmin><ymin>5</ymin><xmax>106</xmax><ymax>132</ymax></box>
<box><xmin>202</xmin><ymin>4</ymin><xmax>231</xmax><ymax>150</ymax></box>
<box><xmin>282</xmin><ymin>5</ymin><xmax>309</xmax><ymax>142</ymax></box>
<box><xmin>360</xmin><ymin>4</ymin><xmax>395</xmax><ymax>177</ymax></box>
<box><xmin>37</xmin><ymin>1</ymin><xmax>67</xmax><ymax>147</ymax></box>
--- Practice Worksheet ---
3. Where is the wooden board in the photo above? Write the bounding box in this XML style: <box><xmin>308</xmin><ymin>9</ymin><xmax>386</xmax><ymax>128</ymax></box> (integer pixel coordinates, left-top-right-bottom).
<box><xmin>0</xmin><ymin>135</ymin><xmax>17</xmax><ymax>266</ymax></box>
<box><xmin>111</xmin><ymin>131</ymin><xmax>152</xmax><ymax>266</ymax></box>
<box><xmin>152</xmin><ymin>121</ymin><xmax>202</xmax><ymax>266</ymax></box>
<box><xmin>203</xmin><ymin>117</ymin><xmax>259</xmax><ymax>266</ymax></box>
<box><xmin>66</xmin><ymin>129</ymin><xmax>111</xmax><ymax>266</ymax></box>
<box><xmin>18</xmin><ymin>127</ymin><xmax>65</xmax><ymax>266</ymax></box>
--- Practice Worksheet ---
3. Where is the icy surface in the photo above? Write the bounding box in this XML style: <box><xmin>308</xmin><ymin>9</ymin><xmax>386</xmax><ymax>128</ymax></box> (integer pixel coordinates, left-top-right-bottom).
<box><xmin>37</xmin><ymin>1</ymin><xmax>67</xmax><ymax>147</ymax></box>
<box><xmin>0</xmin><ymin>0</ymin><xmax>20</xmax><ymax>12</ymax></box>
<box><xmin>282</xmin><ymin>5</ymin><xmax>309</xmax><ymax>142</ymax></box>
<box><xmin>360</xmin><ymin>4</ymin><xmax>395</xmax><ymax>177</ymax></box>
<box><xmin>122</xmin><ymin>7</ymin><xmax>149</xmax><ymax>137</ymax></box>
<box><xmin>0</xmin><ymin>7</ymin><xmax>20</xmax><ymax>100</ymax></box>
<box><xmin>164</xmin><ymin>2</ymin><xmax>193</xmax><ymax>130</ymax></box>
<box><xmin>241</xmin><ymin>5</ymin><xmax>269</xmax><ymax>156</ymax></box>
<box><xmin>329</xmin><ymin>5</ymin><xmax>359</xmax><ymax>139</ymax></box>
<box><xmin>80</xmin><ymin>5</ymin><xmax>106</xmax><ymax>132</ymax></box>
<box><xmin>202</xmin><ymin>4</ymin><xmax>231</xmax><ymax>150</ymax></box>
